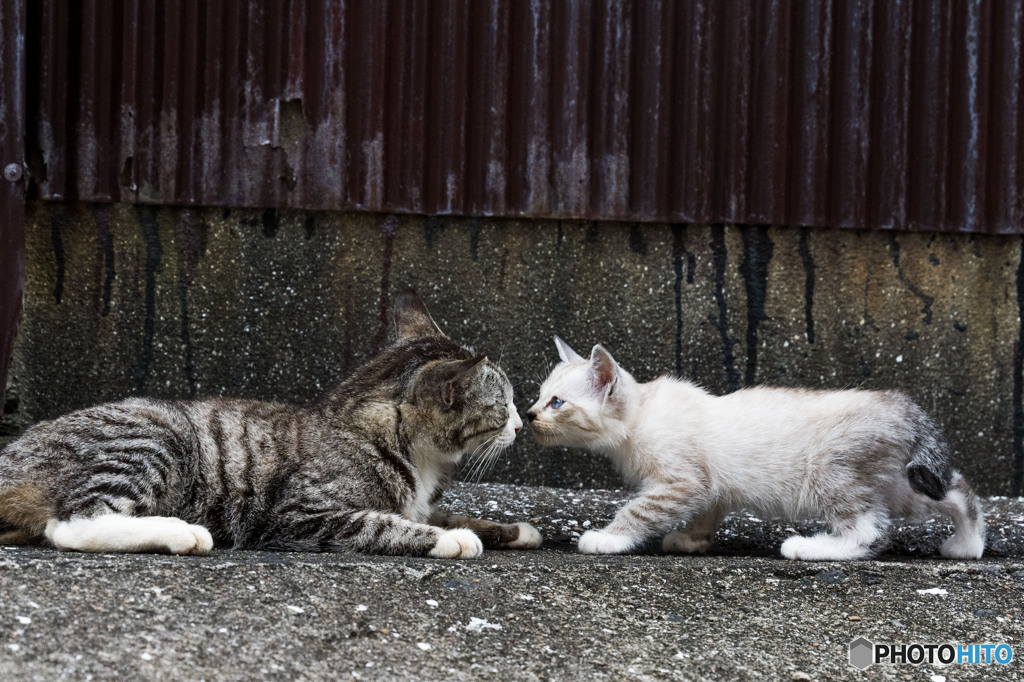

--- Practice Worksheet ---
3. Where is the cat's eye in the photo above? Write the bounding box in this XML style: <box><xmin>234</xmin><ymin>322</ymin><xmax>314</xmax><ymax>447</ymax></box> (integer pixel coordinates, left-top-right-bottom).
<box><xmin>550</xmin><ymin>397</ymin><xmax>564</xmax><ymax>409</ymax></box>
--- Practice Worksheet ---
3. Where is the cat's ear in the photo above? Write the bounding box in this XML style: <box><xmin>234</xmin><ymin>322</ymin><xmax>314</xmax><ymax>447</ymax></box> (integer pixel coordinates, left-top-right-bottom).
<box><xmin>394</xmin><ymin>288</ymin><xmax>444</xmax><ymax>341</ymax></box>
<box><xmin>432</xmin><ymin>355</ymin><xmax>487</xmax><ymax>409</ymax></box>
<box><xmin>554</xmin><ymin>335</ymin><xmax>583</xmax><ymax>363</ymax></box>
<box><xmin>588</xmin><ymin>345</ymin><xmax>619</xmax><ymax>402</ymax></box>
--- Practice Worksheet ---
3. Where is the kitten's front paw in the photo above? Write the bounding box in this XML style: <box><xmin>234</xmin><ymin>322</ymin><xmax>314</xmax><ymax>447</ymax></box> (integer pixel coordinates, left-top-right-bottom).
<box><xmin>577</xmin><ymin>529</ymin><xmax>635</xmax><ymax>555</ymax></box>
<box><xmin>662</xmin><ymin>530</ymin><xmax>711</xmax><ymax>554</ymax></box>
<box><xmin>430</xmin><ymin>529</ymin><xmax>483</xmax><ymax>559</ymax></box>
<box><xmin>507</xmin><ymin>522</ymin><xmax>543</xmax><ymax>549</ymax></box>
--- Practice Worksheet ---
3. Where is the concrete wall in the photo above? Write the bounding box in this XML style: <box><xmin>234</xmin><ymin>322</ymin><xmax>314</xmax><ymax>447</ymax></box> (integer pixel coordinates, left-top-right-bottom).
<box><xmin>3</xmin><ymin>202</ymin><xmax>1022</xmax><ymax>495</ymax></box>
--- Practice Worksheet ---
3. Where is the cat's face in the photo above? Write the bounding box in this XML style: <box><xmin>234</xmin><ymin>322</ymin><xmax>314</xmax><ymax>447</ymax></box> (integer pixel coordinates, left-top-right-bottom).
<box><xmin>527</xmin><ymin>336</ymin><xmax>630</xmax><ymax>450</ymax></box>
<box><xmin>393</xmin><ymin>290</ymin><xmax>522</xmax><ymax>464</ymax></box>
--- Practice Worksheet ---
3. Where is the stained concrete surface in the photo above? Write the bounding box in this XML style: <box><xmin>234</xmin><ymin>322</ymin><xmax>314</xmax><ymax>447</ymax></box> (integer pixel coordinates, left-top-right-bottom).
<box><xmin>0</xmin><ymin>483</ymin><xmax>1021</xmax><ymax>681</ymax></box>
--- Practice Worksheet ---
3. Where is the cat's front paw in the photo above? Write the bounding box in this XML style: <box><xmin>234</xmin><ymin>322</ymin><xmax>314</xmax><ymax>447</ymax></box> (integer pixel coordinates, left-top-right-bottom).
<box><xmin>507</xmin><ymin>522</ymin><xmax>543</xmax><ymax>549</ymax></box>
<box><xmin>430</xmin><ymin>528</ymin><xmax>483</xmax><ymax>559</ymax></box>
<box><xmin>662</xmin><ymin>530</ymin><xmax>711</xmax><ymax>554</ymax></box>
<box><xmin>164</xmin><ymin>522</ymin><xmax>214</xmax><ymax>556</ymax></box>
<box><xmin>577</xmin><ymin>529</ymin><xmax>635</xmax><ymax>555</ymax></box>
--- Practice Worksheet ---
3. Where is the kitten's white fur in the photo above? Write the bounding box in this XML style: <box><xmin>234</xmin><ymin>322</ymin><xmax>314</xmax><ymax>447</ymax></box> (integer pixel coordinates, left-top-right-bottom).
<box><xmin>529</xmin><ymin>337</ymin><xmax>985</xmax><ymax>561</ymax></box>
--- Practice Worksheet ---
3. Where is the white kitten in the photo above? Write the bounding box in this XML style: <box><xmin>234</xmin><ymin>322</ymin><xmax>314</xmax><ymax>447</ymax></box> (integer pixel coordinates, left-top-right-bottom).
<box><xmin>527</xmin><ymin>336</ymin><xmax>985</xmax><ymax>561</ymax></box>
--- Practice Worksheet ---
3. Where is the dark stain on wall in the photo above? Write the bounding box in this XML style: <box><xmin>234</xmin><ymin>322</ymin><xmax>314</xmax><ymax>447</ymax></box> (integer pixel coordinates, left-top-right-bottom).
<box><xmin>176</xmin><ymin>214</ymin><xmax>197</xmax><ymax>398</ymax></box>
<box><xmin>710</xmin><ymin>225</ymin><xmax>738</xmax><ymax>392</ymax></box>
<box><xmin>95</xmin><ymin>207</ymin><xmax>115</xmax><ymax>317</ymax></box>
<box><xmin>469</xmin><ymin>218</ymin><xmax>483</xmax><ymax>262</ymax></box>
<box><xmin>628</xmin><ymin>224</ymin><xmax>647</xmax><ymax>256</ymax></box>
<box><xmin>423</xmin><ymin>215</ymin><xmax>444</xmax><ymax>251</ymax></box>
<box><xmin>261</xmin><ymin>209</ymin><xmax>279</xmax><ymax>238</ymax></box>
<box><xmin>889</xmin><ymin>234</ymin><xmax>934</xmax><ymax>325</ymax></box>
<box><xmin>553</xmin><ymin>221</ymin><xmax>566</xmax><ymax>337</ymax></box>
<box><xmin>798</xmin><ymin>227</ymin><xmax>816</xmax><ymax>344</ymax></box>
<box><xmin>135</xmin><ymin>206</ymin><xmax>162</xmax><ymax>393</ymax></box>
<box><xmin>50</xmin><ymin>205</ymin><xmax>66</xmax><ymax>305</ymax></box>
<box><xmin>739</xmin><ymin>227</ymin><xmax>774</xmax><ymax>386</ymax></box>
<box><xmin>1014</xmin><ymin>236</ymin><xmax>1024</xmax><ymax>496</ymax></box>
<box><xmin>672</xmin><ymin>225</ymin><xmax>686</xmax><ymax>377</ymax></box>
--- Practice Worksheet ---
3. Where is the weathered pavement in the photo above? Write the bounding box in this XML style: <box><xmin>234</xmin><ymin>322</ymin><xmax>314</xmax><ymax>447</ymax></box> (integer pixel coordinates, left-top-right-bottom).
<box><xmin>0</xmin><ymin>484</ymin><xmax>1022</xmax><ymax>681</ymax></box>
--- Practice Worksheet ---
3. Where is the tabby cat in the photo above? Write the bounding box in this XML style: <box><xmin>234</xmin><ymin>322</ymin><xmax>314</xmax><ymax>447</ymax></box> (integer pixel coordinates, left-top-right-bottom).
<box><xmin>527</xmin><ymin>336</ymin><xmax>985</xmax><ymax>561</ymax></box>
<box><xmin>0</xmin><ymin>290</ymin><xmax>541</xmax><ymax>558</ymax></box>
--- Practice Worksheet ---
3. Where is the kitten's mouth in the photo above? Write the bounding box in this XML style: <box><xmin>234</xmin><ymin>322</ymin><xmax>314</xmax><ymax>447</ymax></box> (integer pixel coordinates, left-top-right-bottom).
<box><xmin>530</xmin><ymin>426</ymin><xmax>557</xmax><ymax>445</ymax></box>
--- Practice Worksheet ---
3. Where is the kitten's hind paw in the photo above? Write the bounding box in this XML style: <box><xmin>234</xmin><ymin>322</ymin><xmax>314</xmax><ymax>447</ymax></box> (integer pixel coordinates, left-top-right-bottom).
<box><xmin>430</xmin><ymin>529</ymin><xmax>483</xmax><ymax>559</ymax></box>
<box><xmin>940</xmin><ymin>533</ymin><xmax>984</xmax><ymax>560</ymax></box>
<box><xmin>577</xmin><ymin>529</ymin><xmax>636</xmax><ymax>555</ymax></box>
<box><xmin>507</xmin><ymin>522</ymin><xmax>543</xmax><ymax>549</ymax></box>
<box><xmin>662</xmin><ymin>530</ymin><xmax>711</xmax><ymax>554</ymax></box>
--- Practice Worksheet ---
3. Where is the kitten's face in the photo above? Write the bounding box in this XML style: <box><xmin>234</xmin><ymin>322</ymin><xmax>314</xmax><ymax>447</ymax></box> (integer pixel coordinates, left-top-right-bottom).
<box><xmin>528</xmin><ymin>337</ymin><xmax>628</xmax><ymax>450</ymax></box>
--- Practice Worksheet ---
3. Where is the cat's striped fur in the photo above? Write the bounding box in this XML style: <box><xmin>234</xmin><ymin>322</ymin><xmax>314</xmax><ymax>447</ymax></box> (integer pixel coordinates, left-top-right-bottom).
<box><xmin>0</xmin><ymin>291</ymin><xmax>541</xmax><ymax>557</ymax></box>
<box><xmin>527</xmin><ymin>336</ymin><xmax>985</xmax><ymax>561</ymax></box>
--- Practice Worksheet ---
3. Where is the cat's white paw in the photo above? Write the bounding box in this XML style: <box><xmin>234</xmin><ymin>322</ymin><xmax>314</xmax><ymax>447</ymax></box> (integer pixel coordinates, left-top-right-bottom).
<box><xmin>940</xmin><ymin>533</ymin><xmax>984</xmax><ymax>560</ymax></box>
<box><xmin>577</xmin><ymin>529</ymin><xmax>635</xmax><ymax>555</ymax></box>
<box><xmin>164</xmin><ymin>522</ymin><xmax>214</xmax><ymax>556</ymax></box>
<box><xmin>507</xmin><ymin>522</ymin><xmax>543</xmax><ymax>549</ymax></box>
<box><xmin>662</xmin><ymin>530</ymin><xmax>711</xmax><ymax>554</ymax></box>
<box><xmin>430</xmin><ymin>529</ymin><xmax>483</xmax><ymax>558</ymax></box>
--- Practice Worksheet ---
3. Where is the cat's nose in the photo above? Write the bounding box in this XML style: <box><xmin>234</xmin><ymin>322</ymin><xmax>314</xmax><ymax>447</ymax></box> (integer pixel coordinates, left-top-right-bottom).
<box><xmin>526</xmin><ymin>410</ymin><xmax>537</xmax><ymax>423</ymax></box>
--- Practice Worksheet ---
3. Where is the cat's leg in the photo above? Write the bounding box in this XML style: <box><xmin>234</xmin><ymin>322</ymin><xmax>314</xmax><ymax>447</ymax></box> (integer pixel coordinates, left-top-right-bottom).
<box><xmin>662</xmin><ymin>504</ymin><xmax>727</xmax><ymax>554</ymax></box>
<box><xmin>933</xmin><ymin>472</ymin><xmax>985</xmax><ymax>559</ymax></box>
<box><xmin>428</xmin><ymin>512</ymin><xmax>542</xmax><ymax>550</ymax></box>
<box><xmin>273</xmin><ymin>508</ymin><xmax>484</xmax><ymax>558</ymax></box>
<box><xmin>578</xmin><ymin>481</ymin><xmax>705</xmax><ymax>555</ymax></box>
<box><xmin>45</xmin><ymin>514</ymin><xmax>213</xmax><ymax>555</ymax></box>
<box><xmin>780</xmin><ymin>509</ymin><xmax>889</xmax><ymax>561</ymax></box>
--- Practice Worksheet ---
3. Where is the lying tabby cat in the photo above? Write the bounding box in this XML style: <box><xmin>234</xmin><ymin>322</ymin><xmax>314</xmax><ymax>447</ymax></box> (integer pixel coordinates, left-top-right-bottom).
<box><xmin>0</xmin><ymin>290</ymin><xmax>541</xmax><ymax>558</ymax></box>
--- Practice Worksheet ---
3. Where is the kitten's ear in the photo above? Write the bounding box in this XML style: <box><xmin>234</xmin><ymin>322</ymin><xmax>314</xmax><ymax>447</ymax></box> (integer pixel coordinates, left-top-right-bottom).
<box><xmin>554</xmin><ymin>335</ymin><xmax>583</xmax><ymax>363</ymax></box>
<box><xmin>432</xmin><ymin>355</ymin><xmax>487</xmax><ymax>409</ymax></box>
<box><xmin>394</xmin><ymin>288</ymin><xmax>444</xmax><ymax>341</ymax></box>
<box><xmin>588</xmin><ymin>345</ymin><xmax>619</xmax><ymax>402</ymax></box>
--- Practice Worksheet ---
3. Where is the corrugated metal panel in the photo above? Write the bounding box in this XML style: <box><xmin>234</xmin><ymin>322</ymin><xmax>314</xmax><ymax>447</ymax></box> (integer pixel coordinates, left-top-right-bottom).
<box><xmin>0</xmin><ymin>0</ymin><xmax>27</xmax><ymax>414</ymax></box>
<box><xmin>27</xmin><ymin>0</ymin><xmax>1024</xmax><ymax>232</ymax></box>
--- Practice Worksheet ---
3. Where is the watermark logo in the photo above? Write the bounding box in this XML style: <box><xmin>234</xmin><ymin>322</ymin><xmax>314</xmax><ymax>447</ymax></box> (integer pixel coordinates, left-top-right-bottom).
<box><xmin>849</xmin><ymin>638</ymin><xmax>1014</xmax><ymax>669</ymax></box>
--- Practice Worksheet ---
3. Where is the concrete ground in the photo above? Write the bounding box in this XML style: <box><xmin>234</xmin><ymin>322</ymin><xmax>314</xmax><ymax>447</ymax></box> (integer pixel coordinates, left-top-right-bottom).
<box><xmin>0</xmin><ymin>483</ymin><xmax>1021</xmax><ymax>681</ymax></box>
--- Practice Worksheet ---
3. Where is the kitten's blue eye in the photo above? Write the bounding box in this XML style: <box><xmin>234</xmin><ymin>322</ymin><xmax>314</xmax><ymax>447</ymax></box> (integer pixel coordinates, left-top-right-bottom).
<box><xmin>550</xmin><ymin>397</ymin><xmax>564</xmax><ymax>409</ymax></box>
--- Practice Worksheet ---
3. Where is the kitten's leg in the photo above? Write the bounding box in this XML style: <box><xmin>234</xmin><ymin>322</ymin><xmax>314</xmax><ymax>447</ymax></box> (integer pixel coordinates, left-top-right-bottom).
<box><xmin>780</xmin><ymin>510</ymin><xmax>889</xmax><ymax>561</ymax></box>
<box><xmin>44</xmin><ymin>514</ymin><xmax>214</xmax><ymax>555</ymax></box>
<box><xmin>662</xmin><ymin>504</ymin><xmax>727</xmax><ymax>554</ymax></box>
<box><xmin>934</xmin><ymin>472</ymin><xmax>985</xmax><ymax>559</ymax></box>
<box><xmin>428</xmin><ymin>512</ymin><xmax>542</xmax><ymax>550</ymax></box>
<box><xmin>578</xmin><ymin>481</ymin><xmax>705</xmax><ymax>555</ymax></box>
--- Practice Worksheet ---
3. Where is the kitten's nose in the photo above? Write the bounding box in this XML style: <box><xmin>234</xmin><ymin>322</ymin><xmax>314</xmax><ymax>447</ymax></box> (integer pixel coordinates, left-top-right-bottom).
<box><xmin>526</xmin><ymin>410</ymin><xmax>537</xmax><ymax>423</ymax></box>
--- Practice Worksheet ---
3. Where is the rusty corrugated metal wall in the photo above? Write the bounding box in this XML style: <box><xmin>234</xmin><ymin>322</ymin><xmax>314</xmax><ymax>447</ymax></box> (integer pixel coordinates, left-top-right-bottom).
<box><xmin>26</xmin><ymin>0</ymin><xmax>1024</xmax><ymax>232</ymax></box>
<box><xmin>0</xmin><ymin>0</ymin><xmax>27</xmax><ymax>410</ymax></box>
